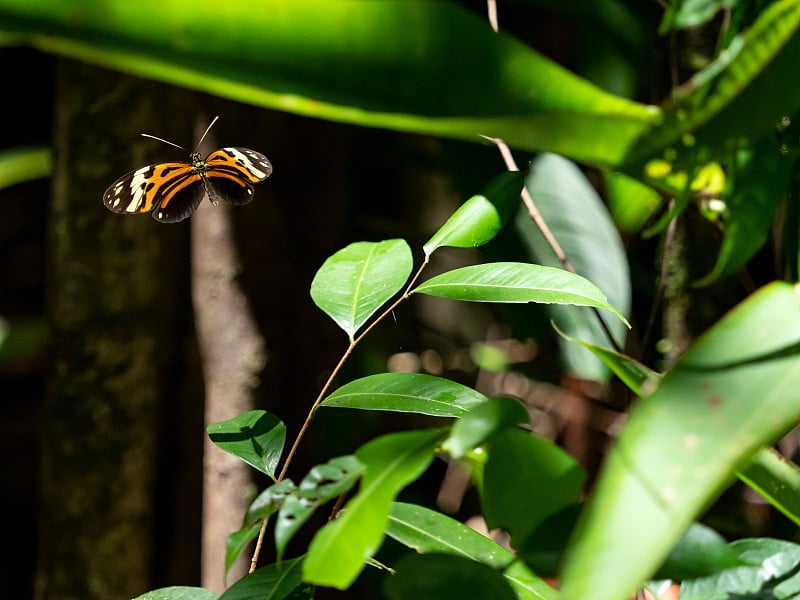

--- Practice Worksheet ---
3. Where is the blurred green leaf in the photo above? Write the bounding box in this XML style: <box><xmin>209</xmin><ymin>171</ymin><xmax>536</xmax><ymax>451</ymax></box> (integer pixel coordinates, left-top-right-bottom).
<box><xmin>385</xmin><ymin>553</ymin><xmax>517</xmax><ymax>600</ymax></box>
<box><xmin>322</xmin><ymin>372</ymin><xmax>488</xmax><ymax>417</ymax></box>
<box><xmin>659</xmin><ymin>0</ymin><xmax>737</xmax><ymax>33</ymax></box>
<box><xmin>0</xmin><ymin>1</ymin><xmax>658</xmax><ymax>166</ymax></box>
<box><xmin>628</xmin><ymin>0</ymin><xmax>800</xmax><ymax>167</ymax></box>
<box><xmin>224</xmin><ymin>523</ymin><xmax>262</xmax><ymax>574</ymax></box>
<box><xmin>552</xmin><ymin>322</ymin><xmax>661</xmax><ymax>394</ymax></box>
<box><xmin>413</xmin><ymin>262</ymin><xmax>629</xmax><ymax>326</ymax></box>
<box><xmin>275</xmin><ymin>455</ymin><xmax>364</xmax><ymax>560</ymax></box>
<box><xmin>423</xmin><ymin>171</ymin><xmax>525</xmax><ymax>257</ymax></box>
<box><xmin>310</xmin><ymin>239</ymin><xmax>412</xmax><ymax>342</ymax></box>
<box><xmin>559</xmin><ymin>281</ymin><xmax>800</xmax><ymax>600</ymax></box>
<box><xmin>678</xmin><ymin>538</ymin><xmax>800</xmax><ymax>599</ymax></box>
<box><xmin>737</xmin><ymin>447</ymin><xmax>800</xmax><ymax>527</ymax></box>
<box><xmin>483</xmin><ymin>429</ymin><xmax>585</xmax><ymax>547</ymax></box>
<box><xmin>655</xmin><ymin>522</ymin><xmax>744</xmax><ymax>580</ymax></box>
<box><xmin>303</xmin><ymin>429</ymin><xmax>442</xmax><ymax>589</ymax></box>
<box><xmin>0</xmin><ymin>146</ymin><xmax>51</xmax><ymax>190</ymax></box>
<box><xmin>443</xmin><ymin>396</ymin><xmax>529</xmax><ymax>459</ymax></box>
<box><xmin>604</xmin><ymin>172</ymin><xmax>662</xmax><ymax>233</ymax></box>
<box><xmin>207</xmin><ymin>410</ymin><xmax>286</xmax><ymax>478</ymax></box>
<box><xmin>519</xmin><ymin>153</ymin><xmax>631</xmax><ymax>381</ymax></box>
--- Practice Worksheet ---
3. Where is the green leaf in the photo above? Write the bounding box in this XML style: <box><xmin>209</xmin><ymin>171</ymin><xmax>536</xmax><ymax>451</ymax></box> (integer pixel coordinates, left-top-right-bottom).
<box><xmin>218</xmin><ymin>558</ymin><xmax>311</xmax><ymax>600</ymax></box>
<box><xmin>559</xmin><ymin>281</ymin><xmax>800</xmax><ymax>600</ymax></box>
<box><xmin>678</xmin><ymin>538</ymin><xmax>800</xmax><ymax>600</ymax></box>
<box><xmin>133</xmin><ymin>587</ymin><xmax>218</xmax><ymax>600</ymax></box>
<box><xmin>627</xmin><ymin>0</ymin><xmax>800</xmax><ymax>166</ymax></box>
<box><xmin>224</xmin><ymin>523</ymin><xmax>262</xmax><ymax>574</ymax></box>
<box><xmin>553</xmin><ymin>322</ymin><xmax>661</xmax><ymax>395</ymax></box>
<box><xmin>659</xmin><ymin>0</ymin><xmax>736</xmax><ymax>33</ymax></box>
<box><xmin>423</xmin><ymin>171</ymin><xmax>525</xmax><ymax>257</ymax></box>
<box><xmin>519</xmin><ymin>153</ymin><xmax>631</xmax><ymax>381</ymax></box>
<box><xmin>0</xmin><ymin>146</ymin><xmax>51</xmax><ymax>190</ymax></box>
<box><xmin>227</xmin><ymin>479</ymin><xmax>297</xmax><ymax>570</ymax></box>
<box><xmin>310</xmin><ymin>239</ymin><xmax>413</xmax><ymax>342</ymax></box>
<box><xmin>443</xmin><ymin>396</ymin><xmax>529</xmax><ymax>459</ymax></box>
<box><xmin>275</xmin><ymin>455</ymin><xmax>364</xmax><ymax>560</ymax></box>
<box><xmin>412</xmin><ymin>262</ymin><xmax>629</xmax><ymax>326</ymax></box>
<box><xmin>322</xmin><ymin>372</ymin><xmax>488</xmax><ymax>417</ymax></box>
<box><xmin>737</xmin><ymin>447</ymin><xmax>800</xmax><ymax>527</ymax></box>
<box><xmin>386</xmin><ymin>502</ymin><xmax>557</xmax><ymax>600</ymax></box>
<box><xmin>384</xmin><ymin>553</ymin><xmax>517</xmax><ymax>600</ymax></box>
<box><xmin>604</xmin><ymin>172</ymin><xmax>661</xmax><ymax>234</ymax></box>
<box><xmin>207</xmin><ymin>410</ymin><xmax>286</xmax><ymax>478</ymax></box>
<box><xmin>0</xmin><ymin>1</ymin><xmax>658</xmax><ymax>166</ymax></box>
<box><xmin>243</xmin><ymin>480</ymin><xmax>297</xmax><ymax>527</ymax></box>
<box><xmin>483</xmin><ymin>429</ymin><xmax>585</xmax><ymax>547</ymax></box>
<box><xmin>655</xmin><ymin>522</ymin><xmax>744</xmax><ymax>580</ymax></box>
<box><xmin>303</xmin><ymin>429</ymin><xmax>442</xmax><ymax>589</ymax></box>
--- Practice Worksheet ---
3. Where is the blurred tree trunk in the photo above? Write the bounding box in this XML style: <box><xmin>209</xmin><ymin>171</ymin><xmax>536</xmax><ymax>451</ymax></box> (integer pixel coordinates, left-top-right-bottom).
<box><xmin>36</xmin><ymin>60</ymin><xmax>194</xmax><ymax>599</ymax></box>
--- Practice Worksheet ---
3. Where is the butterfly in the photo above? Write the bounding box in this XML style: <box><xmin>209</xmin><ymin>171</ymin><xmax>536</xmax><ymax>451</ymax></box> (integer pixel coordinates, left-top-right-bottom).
<box><xmin>103</xmin><ymin>117</ymin><xmax>272</xmax><ymax>223</ymax></box>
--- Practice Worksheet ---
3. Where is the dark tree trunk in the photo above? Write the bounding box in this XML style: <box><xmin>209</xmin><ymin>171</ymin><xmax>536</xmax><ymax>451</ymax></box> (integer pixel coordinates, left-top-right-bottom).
<box><xmin>37</xmin><ymin>60</ymin><xmax>194</xmax><ymax>599</ymax></box>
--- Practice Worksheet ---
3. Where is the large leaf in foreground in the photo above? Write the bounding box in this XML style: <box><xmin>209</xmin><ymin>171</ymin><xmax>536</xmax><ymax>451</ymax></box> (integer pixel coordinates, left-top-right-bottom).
<box><xmin>0</xmin><ymin>1</ymin><xmax>658</xmax><ymax>165</ymax></box>
<box><xmin>412</xmin><ymin>262</ymin><xmax>629</xmax><ymax>326</ymax></box>
<box><xmin>322</xmin><ymin>372</ymin><xmax>487</xmax><ymax>417</ymax></box>
<box><xmin>310</xmin><ymin>239</ymin><xmax>412</xmax><ymax>342</ymax></box>
<box><xmin>303</xmin><ymin>429</ymin><xmax>442</xmax><ymax>589</ymax></box>
<box><xmin>560</xmin><ymin>281</ymin><xmax>800</xmax><ymax>600</ymax></box>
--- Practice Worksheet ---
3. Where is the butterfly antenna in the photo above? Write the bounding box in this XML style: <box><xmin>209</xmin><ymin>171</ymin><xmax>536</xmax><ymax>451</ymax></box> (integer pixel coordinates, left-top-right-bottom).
<box><xmin>140</xmin><ymin>133</ymin><xmax>186</xmax><ymax>151</ymax></box>
<box><xmin>195</xmin><ymin>116</ymin><xmax>220</xmax><ymax>150</ymax></box>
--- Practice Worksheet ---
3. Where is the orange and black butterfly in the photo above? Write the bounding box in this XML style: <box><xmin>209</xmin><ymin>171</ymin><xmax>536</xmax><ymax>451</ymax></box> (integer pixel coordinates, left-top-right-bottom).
<box><xmin>103</xmin><ymin>117</ymin><xmax>272</xmax><ymax>223</ymax></box>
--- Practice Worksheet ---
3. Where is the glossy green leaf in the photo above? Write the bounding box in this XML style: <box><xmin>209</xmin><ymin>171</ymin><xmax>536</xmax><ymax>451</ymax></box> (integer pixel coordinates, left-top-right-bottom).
<box><xmin>133</xmin><ymin>588</ymin><xmax>217</xmax><ymax>600</ymax></box>
<box><xmin>520</xmin><ymin>153</ymin><xmax>631</xmax><ymax>381</ymax></box>
<box><xmin>0</xmin><ymin>146</ymin><xmax>51</xmax><ymax>190</ymax></box>
<box><xmin>737</xmin><ymin>447</ymin><xmax>800</xmax><ymax>527</ymax></box>
<box><xmin>423</xmin><ymin>171</ymin><xmax>525</xmax><ymax>257</ymax></box>
<box><xmin>559</xmin><ymin>281</ymin><xmax>800</xmax><ymax>600</ymax></box>
<box><xmin>384</xmin><ymin>553</ymin><xmax>517</xmax><ymax>600</ymax></box>
<box><xmin>207</xmin><ymin>410</ymin><xmax>285</xmax><ymax>478</ymax></box>
<box><xmin>0</xmin><ymin>1</ymin><xmax>658</xmax><ymax>166</ymax></box>
<box><xmin>678</xmin><ymin>538</ymin><xmax>800</xmax><ymax>600</ymax></box>
<box><xmin>218</xmin><ymin>558</ymin><xmax>311</xmax><ymax>600</ymax></box>
<box><xmin>275</xmin><ymin>455</ymin><xmax>364</xmax><ymax>560</ymax></box>
<box><xmin>413</xmin><ymin>262</ymin><xmax>629</xmax><ymax>326</ymax></box>
<box><xmin>442</xmin><ymin>396</ymin><xmax>529</xmax><ymax>459</ymax></box>
<box><xmin>553</xmin><ymin>322</ymin><xmax>661</xmax><ymax>394</ymax></box>
<box><xmin>321</xmin><ymin>372</ymin><xmax>488</xmax><ymax>417</ymax></box>
<box><xmin>310</xmin><ymin>239</ymin><xmax>412</xmax><ymax>342</ymax></box>
<box><xmin>303</xmin><ymin>429</ymin><xmax>442</xmax><ymax>588</ymax></box>
<box><xmin>386</xmin><ymin>502</ymin><xmax>557</xmax><ymax>600</ymax></box>
<box><xmin>483</xmin><ymin>429</ymin><xmax>585</xmax><ymax>547</ymax></box>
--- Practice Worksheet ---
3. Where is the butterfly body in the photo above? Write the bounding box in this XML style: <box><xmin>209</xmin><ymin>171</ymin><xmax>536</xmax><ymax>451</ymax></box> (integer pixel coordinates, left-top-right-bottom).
<box><xmin>104</xmin><ymin>147</ymin><xmax>272</xmax><ymax>223</ymax></box>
